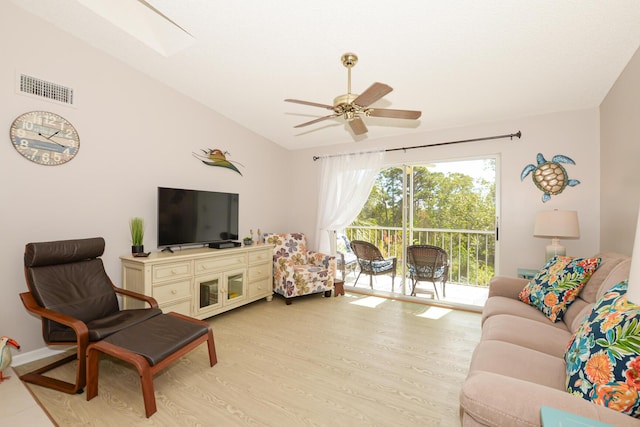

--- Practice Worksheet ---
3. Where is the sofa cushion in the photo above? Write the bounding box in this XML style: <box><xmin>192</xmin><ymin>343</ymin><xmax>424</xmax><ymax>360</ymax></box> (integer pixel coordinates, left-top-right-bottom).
<box><xmin>482</xmin><ymin>295</ymin><xmax>570</xmax><ymax>330</ymax></box>
<box><xmin>482</xmin><ymin>314</ymin><xmax>573</xmax><ymax>358</ymax></box>
<box><xmin>470</xmin><ymin>340</ymin><xmax>567</xmax><ymax>390</ymax></box>
<box><xmin>566</xmin><ymin>280</ymin><xmax>640</xmax><ymax>417</ymax></box>
<box><xmin>579</xmin><ymin>253</ymin><xmax>631</xmax><ymax>304</ymax></box>
<box><xmin>461</xmin><ymin>371</ymin><xmax>640</xmax><ymax>427</ymax></box>
<box><xmin>564</xmin><ymin>255</ymin><xmax>631</xmax><ymax>333</ymax></box>
<box><xmin>518</xmin><ymin>256</ymin><xmax>601</xmax><ymax>322</ymax></box>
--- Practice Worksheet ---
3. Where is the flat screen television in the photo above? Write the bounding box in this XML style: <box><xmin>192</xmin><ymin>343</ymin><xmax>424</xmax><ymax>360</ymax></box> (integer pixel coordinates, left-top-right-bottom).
<box><xmin>157</xmin><ymin>187</ymin><xmax>239</xmax><ymax>248</ymax></box>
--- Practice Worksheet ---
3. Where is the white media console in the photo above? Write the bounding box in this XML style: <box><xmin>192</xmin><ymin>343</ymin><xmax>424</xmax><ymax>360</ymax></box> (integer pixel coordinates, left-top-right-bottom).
<box><xmin>120</xmin><ymin>244</ymin><xmax>273</xmax><ymax>319</ymax></box>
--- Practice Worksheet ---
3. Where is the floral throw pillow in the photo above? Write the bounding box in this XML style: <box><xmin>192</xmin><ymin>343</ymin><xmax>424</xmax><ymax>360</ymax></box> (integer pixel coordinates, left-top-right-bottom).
<box><xmin>518</xmin><ymin>256</ymin><xmax>601</xmax><ymax>322</ymax></box>
<box><xmin>565</xmin><ymin>280</ymin><xmax>640</xmax><ymax>417</ymax></box>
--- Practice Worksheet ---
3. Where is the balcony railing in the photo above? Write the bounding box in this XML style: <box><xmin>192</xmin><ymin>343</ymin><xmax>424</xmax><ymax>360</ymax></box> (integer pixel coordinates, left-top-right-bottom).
<box><xmin>344</xmin><ymin>226</ymin><xmax>496</xmax><ymax>288</ymax></box>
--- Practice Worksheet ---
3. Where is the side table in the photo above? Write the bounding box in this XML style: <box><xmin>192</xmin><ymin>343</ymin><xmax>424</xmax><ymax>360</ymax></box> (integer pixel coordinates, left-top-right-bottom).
<box><xmin>334</xmin><ymin>279</ymin><xmax>345</xmax><ymax>297</ymax></box>
<box><xmin>517</xmin><ymin>268</ymin><xmax>538</xmax><ymax>280</ymax></box>
<box><xmin>540</xmin><ymin>406</ymin><xmax>612</xmax><ymax>426</ymax></box>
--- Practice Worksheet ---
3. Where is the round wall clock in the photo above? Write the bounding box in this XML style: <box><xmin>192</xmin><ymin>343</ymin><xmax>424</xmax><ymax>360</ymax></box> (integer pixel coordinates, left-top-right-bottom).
<box><xmin>9</xmin><ymin>111</ymin><xmax>80</xmax><ymax>165</ymax></box>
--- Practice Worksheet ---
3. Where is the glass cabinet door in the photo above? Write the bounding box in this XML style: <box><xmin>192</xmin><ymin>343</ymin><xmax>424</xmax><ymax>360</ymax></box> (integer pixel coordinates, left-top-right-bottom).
<box><xmin>194</xmin><ymin>269</ymin><xmax>246</xmax><ymax>315</ymax></box>
<box><xmin>225</xmin><ymin>269</ymin><xmax>246</xmax><ymax>303</ymax></box>
<box><xmin>195</xmin><ymin>274</ymin><xmax>222</xmax><ymax>314</ymax></box>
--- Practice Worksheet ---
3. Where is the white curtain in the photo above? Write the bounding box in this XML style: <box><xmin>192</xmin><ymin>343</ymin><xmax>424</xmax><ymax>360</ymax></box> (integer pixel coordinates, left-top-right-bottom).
<box><xmin>315</xmin><ymin>151</ymin><xmax>384</xmax><ymax>254</ymax></box>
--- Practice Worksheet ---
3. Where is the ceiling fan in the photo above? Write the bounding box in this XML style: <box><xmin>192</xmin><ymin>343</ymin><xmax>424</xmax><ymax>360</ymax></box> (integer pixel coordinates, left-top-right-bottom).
<box><xmin>285</xmin><ymin>53</ymin><xmax>422</xmax><ymax>136</ymax></box>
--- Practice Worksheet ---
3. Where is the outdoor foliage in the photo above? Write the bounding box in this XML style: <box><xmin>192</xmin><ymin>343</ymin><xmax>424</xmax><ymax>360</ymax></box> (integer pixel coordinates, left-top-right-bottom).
<box><xmin>347</xmin><ymin>161</ymin><xmax>496</xmax><ymax>287</ymax></box>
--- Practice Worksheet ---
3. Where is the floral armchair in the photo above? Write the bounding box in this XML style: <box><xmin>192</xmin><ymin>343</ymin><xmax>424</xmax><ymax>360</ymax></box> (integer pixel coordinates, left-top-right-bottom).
<box><xmin>266</xmin><ymin>233</ymin><xmax>336</xmax><ymax>304</ymax></box>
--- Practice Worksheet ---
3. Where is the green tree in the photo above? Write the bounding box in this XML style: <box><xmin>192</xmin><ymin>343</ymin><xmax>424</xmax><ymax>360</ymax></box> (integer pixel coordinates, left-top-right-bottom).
<box><xmin>350</xmin><ymin>160</ymin><xmax>496</xmax><ymax>287</ymax></box>
<box><xmin>354</xmin><ymin>164</ymin><xmax>495</xmax><ymax>231</ymax></box>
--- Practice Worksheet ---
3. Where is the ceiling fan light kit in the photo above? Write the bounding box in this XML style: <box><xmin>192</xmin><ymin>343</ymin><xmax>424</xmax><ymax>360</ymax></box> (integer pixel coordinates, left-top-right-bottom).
<box><xmin>285</xmin><ymin>53</ymin><xmax>422</xmax><ymax>136</ymax></box>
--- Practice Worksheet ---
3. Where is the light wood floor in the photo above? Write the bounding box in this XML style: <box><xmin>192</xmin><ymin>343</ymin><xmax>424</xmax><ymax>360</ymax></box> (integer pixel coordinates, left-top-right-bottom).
<box><xmin>15</xmin><ymin>292</ymin><xmax>481</xmax><ymax>426</ymax></box>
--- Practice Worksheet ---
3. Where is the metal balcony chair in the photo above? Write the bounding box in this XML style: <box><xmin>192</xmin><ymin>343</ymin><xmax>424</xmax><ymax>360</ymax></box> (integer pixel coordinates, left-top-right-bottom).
<box><xmin>349</xmin><ymin>240</ymin><xmax>397</xmax><ymax>291</ymax></box>
<box><xmin>336</xmin><ymin>234</ymin><xmax>358</xmax><ymax>280</ymax></box>
<box><xmin>406</xmin><ymin>244</ymin><xmax>449</xmax><ymax>299</ymax></box>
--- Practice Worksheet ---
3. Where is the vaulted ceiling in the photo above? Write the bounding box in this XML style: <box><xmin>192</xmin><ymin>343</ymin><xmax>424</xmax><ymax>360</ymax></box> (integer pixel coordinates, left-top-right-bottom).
<box><xmin>11</xmin><ymin>0</ymin><xmax>640</xmax><ymax>150</ymax></box>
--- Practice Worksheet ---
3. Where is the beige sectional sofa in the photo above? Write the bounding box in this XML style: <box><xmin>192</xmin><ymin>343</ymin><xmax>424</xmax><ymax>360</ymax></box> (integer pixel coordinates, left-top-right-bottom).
<box><xmin>459</xmin><ymin>252</ymin><xmax>639</xmax><ymax>426</ymax></box>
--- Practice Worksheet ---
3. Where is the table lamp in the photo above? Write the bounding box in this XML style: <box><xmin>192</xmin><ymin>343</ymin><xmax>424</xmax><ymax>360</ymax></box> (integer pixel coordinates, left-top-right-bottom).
<box><xmin>534</xmin><ymin>210</ymin><xmax>580</xmax><ymax>262</ymax></box>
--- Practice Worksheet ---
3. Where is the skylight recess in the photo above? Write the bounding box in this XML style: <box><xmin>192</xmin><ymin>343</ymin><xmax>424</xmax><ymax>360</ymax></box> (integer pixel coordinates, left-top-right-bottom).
<box><xmin>75</xmin><ymin>0</ymin><xmax>194</xmax><ymax>56</ymax></box>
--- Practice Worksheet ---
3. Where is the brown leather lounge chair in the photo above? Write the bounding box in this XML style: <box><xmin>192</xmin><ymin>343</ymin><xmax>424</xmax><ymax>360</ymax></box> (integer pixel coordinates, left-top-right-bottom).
<box><xmin>19</xmin><ymin>237</ymin><xmax>217</xmax><ymax>417</ymax></box>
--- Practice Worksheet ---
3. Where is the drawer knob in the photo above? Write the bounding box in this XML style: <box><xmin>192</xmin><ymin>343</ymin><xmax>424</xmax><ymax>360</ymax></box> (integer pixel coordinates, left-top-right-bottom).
<box><xmin>171</xmin><ymin>290</ymin><xmax>177</xmax><ymax>295</ymax></box>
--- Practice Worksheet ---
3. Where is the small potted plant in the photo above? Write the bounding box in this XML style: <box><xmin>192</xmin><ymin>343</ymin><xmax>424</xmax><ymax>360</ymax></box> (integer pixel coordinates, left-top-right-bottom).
<box><xmin>129</xmin><ymin>217</ymin><xmax>145</xmax><ymax>254</ymax></box>
<box><xmin>243</xmin><ymin>229</ymin><xmax>254</xmax><ymax>246</ymax></box>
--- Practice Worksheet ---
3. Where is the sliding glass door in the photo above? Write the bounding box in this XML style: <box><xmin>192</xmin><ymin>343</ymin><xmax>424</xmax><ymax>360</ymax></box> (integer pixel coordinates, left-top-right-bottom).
<box><xmin>344</xmin><ymin>157</ymin><xmax>498</xmax><ymax>306</ymax></box>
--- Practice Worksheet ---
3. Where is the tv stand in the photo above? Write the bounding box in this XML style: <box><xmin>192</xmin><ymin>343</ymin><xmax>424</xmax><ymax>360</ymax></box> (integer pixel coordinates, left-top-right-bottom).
<box><xmin>208</xmin><ymin>241</ymin><xmax>241</xmax><ymax>249</ymax></box>
<box><xmin>120</xmin><ymin>245</ymin><xmax>274</xmax><ymax>320</ymax></box>
<box><xmin>161</xmin><ymin>247</ymin><xmax>174</xmax><ymax>253</ymax></box>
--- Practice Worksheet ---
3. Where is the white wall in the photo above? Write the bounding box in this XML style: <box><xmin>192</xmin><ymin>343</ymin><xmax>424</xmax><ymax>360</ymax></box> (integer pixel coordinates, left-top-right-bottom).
<box><xmin>1</xmin><ymin>3</ymin><xmax>288</xmax><ymax>353</ymax></box>
<box><xmin>290</xmin><ymin>108</ymin><xmax>601</xmax><ymax>277</ymax></box>
<box><xmin>600</xmin><ymin>46</ymin><xmax>640</xmax><ymax>254</ymax></box>
<box><xmin>2</xmin><ymin>2</ymin><xmax>628</xmax><ymax>357</ymax></box>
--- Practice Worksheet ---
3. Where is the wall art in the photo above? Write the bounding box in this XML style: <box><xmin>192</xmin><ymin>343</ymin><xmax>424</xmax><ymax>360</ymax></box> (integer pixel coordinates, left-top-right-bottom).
<box><xmin>521</xmin><ymin>153</ymin><xmax>580</xmax><ymax>202</ymax></box>
<box><xmin>193</xmin><ymin>148</ymin><xmax>243</xmax><ymax>175</ymax></box>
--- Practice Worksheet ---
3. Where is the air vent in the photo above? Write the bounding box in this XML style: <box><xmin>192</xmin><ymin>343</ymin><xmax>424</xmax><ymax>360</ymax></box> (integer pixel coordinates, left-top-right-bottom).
<box><xmin>18</xmin><ymin>74</ymin><xmax>74</xmax><ymax>105</ymax></box>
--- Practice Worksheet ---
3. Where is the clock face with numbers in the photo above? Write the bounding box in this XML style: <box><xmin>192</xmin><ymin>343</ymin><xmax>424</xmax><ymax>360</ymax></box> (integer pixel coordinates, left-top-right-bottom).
<box><xmin>9</xmin><ymin>111</ymin><xmax>80</xmax><ymax>165</ymax></box>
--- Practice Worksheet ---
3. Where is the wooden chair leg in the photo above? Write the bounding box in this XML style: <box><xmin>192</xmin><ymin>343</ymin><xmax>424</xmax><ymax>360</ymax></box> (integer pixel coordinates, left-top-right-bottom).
<box><xmin>20</xmin><ymin>350</ymin><xmax>85</xmax><ymax>395</ymax></box>
<box><xmin>205</xmin><ymin>329</ymin><xmax>217</xmax><ymax>367</ymax></box>
<box><xmin>86</xmin><ymin>346</ymin><xmax>100</xmax><ymax>401</ymax></box>
<box><xmin>139</xmin><ymin>365</ymin><xmax>157</xmax><ymax>418</ymax></box>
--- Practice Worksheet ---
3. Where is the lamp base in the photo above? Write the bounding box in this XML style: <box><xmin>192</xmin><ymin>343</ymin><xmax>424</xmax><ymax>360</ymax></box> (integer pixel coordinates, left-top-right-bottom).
<box><xmin>545</xmin><ymin>238</ymin><xmax>566</xmax><ymax>263</ymax></box>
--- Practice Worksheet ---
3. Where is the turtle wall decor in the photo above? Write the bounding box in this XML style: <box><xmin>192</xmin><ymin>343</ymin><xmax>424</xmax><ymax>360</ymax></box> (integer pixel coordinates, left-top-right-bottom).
<box><xmin>521</xmin><ymin>153</ymin><xmax>580</xmax><ymax>202</ymax></box>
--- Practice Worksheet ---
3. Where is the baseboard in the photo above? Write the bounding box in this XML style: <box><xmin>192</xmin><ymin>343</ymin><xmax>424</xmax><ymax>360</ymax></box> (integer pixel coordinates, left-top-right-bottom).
<box><xmin>12</xmin><ymin>346</ymin><xmax>75</xmax><ymax>367</ymax></box>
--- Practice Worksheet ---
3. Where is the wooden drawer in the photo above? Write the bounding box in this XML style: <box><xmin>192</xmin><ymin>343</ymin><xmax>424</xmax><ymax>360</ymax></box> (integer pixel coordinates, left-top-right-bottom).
<box><xmin>249</xmin><ymin>277</ymin><xmax>272</xmax><ymax>298</ymax></box>
<box><xmin>248</xmin><ymin>263</ymin><xmax>271</xmax><ymax>282</ymax></box>
<box><xmin>159</xmin><ymin>299</ymin><xmax>191</xmax><ymax>317</ymax></box>
<box><xmin>195</xmin><ymin>254</ymin><xmax>246</xmax><ymax>274</ymax></box>
<box><xmin>153</xmin><ymin>279</ymin><xmax>191</xmax><ymax>305</ymax></box>
<box><xmin>249</xmin><ymin>249</ymin><xmax>272</xmax><ymax>265</ymax></box>
<box><xmin>152</xmin><ymin>262</ymin><xmax>191</xmax><ymax>283</ymax></box>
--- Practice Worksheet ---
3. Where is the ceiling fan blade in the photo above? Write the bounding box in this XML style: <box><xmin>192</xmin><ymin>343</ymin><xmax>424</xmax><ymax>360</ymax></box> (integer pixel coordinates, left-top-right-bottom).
<box><xmin>294</xmin><ymin>114</ymin><xmax>338</xmax><ymax>128</ymax></box>
<box><xmin>368</xmin><ymin>108</ymin><xmax>422</xmax><ymax>120</ymax></box>
<box><xmin>285</xmin><ymin>99</ymin><xmax>335</xmax><ymax>110</ymax></box>
<box><xmin>352</xmin><ymin>82</ymin><xmax>393</xmax><ymax>107</ymax></box>
<box><xmin>348</xmin><ymin>116</ymin><xmax>368</xmax><ymax>135</ymax></box>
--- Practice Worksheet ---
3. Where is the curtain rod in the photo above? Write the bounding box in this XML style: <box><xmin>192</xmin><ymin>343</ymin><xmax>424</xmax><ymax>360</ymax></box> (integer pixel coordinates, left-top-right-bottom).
<box><xmin>312</xmin><ymin>130</ymin><xmax>522</xmax><ymax>161</ymax></box>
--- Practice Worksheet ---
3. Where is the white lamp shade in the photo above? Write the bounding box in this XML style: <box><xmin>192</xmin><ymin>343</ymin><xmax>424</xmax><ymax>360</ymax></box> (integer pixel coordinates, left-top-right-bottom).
<box><xmin>627</xmin><ymin>209</ymin><xmax>640</xmax><ymax>304</ymax></box>
<box><xmin>534</xmin><ymin>210</ymin><xmax>580</xmax><ymax>238</ymax></box>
